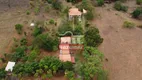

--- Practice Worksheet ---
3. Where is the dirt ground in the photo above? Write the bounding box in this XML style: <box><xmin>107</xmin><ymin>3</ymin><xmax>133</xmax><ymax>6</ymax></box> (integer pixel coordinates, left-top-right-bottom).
<box><xmin>0</xmin><ymin>0</ymin><xmax>142</xmax><ymax>80</ymax></box>
<box><xmin>93</xmin><ymin>1</ymin><xmax>142</xmax><ymax>80</ymax></box>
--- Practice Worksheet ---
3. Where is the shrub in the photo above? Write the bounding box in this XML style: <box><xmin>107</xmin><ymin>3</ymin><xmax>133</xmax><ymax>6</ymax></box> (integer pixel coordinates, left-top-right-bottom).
<box><xmin>49</xmin><ymin>19</ymin><xmax>55</xmax><ymax>24</ymax></box>
<box><xmin>33</xmin><ymin>34</ymin><xmax>59</xmax><ymax>51</ymax></box>
<box><xmin>84</xmin><ymin>11</ymin><xmax>94</xmax><ymax>20</ymax></box>
<box><xmin>114</xmin><ymin>1</ymin><xmax>128</xmax><ymax>12</ymax></box>
<box><xmin>137</xmin><ymin>25</ymin><xmax>142</xmax><ymax>29</ymax></box>
<box><xmin>52</xmin><ymin>1</ymin><xmax>62</xmax><ymax>11</ymax></box>
<box><xmin>33</xmin><ymin>26</ymin><xmax>42</xmax><ymax>37</ymax></box>
<box><xmin>84</xmin><ymin>27</ymin><xmax>103</xmax><ymax>47</ymax></box>
<box><xmin>58</xmin><ymin>21</ymin><xmax>73</xmax><ymax>35</ymax></box>
<box><xmin>11</xmin><ymin>46</ymin><xmax>26</xmax><ymax>61</ymax></box>
<box><xmin>15</xmin><ymin>24</ymin><xmax>23</xmax><ymax>34</ymax></box>
<box><xmin>34</xmin><ymin>7</ymin><xmax>40</xmax><ymax>15</ymax></box>
<box><xmin>123</xmin><ymin>21</ymin><xmax>135</xmax><ymax>28</ymax></box>
<box><xmin>47</xmin><ymin>0</ymin><xmax>53</xmax><ymax>4</ymax></box>
<box><xmin>73</xmin><ymin>24</ymin><xmax>84</xmax><ymax>35</ymax></box>
<box><xmin>0</xmin><ymin>68</ymin><xmax>6</xmax><ymax>79</ymax></box>
<box><xmin>28</xmin><ymin>48</ymin><xmax>39</xmax><ymax>62</ymax></box>
<box><xmin>136</xmin><ymin>0</ymin><xmax>142</xmax><ymax>5</ymax></box>
<box><xmin>20</xmin><ymin>38</ymin><xmax>27</xmax><ymax>46</ymax></box>
<box><xmin>65</xmin><ymin>70</ymin><xmax>75</xmax><ymax>80</ymax></box>
<box><xmin>96</xmin><ymin>0</ymin><xmax>104</xmax><ymax>6</ymax></box>
<box><xmin>26</xmin><ymin>10</ymin><xmax>30</xmax><ymax>15</ymax></box>
<box><xmin>132</xmin><ymin>8</ymin><xmax>142</xmax><ymax>18</ymax></box>
<box><xmin>97</xmin><ymin>70</ymin><xmax>108</xmax><ymax>80</ymax></box>
<box><xmin>62</xmin><ymin>61</ymin><xmax>73</xmax><ymax>71</ymax></box>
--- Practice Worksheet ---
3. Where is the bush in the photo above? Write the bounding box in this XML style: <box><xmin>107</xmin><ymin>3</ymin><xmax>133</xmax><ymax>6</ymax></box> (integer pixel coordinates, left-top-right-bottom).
<box><xmin>73</xmin><ymin>24</ymin><xmax>84</xmax><ymax>35</ymax></box>
<box><xmin>52</xmin><ymin>1</ymin><xmax>62</xmax><ymax>11</ymax></box>
<box><xmin>0</xmin><ymin>68</ymin><xmax>6</xmax><ymax>79</ymax></box>
<box><xmin>137</xmin><ymin>25</ymin><xmax>142</xmax><ymax>29</ymax></box>
<box><xmin>15</xmin><ymin>24</ymin><xmax>23</xmax><ymax>34</ymax></box>
<box><xmin>26</xmin><ymin>10</ymin><xmax>30</xmax><ymax>15</ymax></box>
<box><xmin>123</xmin><ymin>21</ymin><xmax>135</xmax><ymax>28</ymax></box>
<box><xmin>47</xmin><ymin>0</ymin><xmax>53</xmax><ymax>4</ymax></box>
<box><xmin>49</xmin><ymin>19</ymin><xmax>55</xmax><ymax>24</ymax></box>
<box><xmin>58</xmin><ymin>21</ymin><xmax>73</xmax><ymax>35</ymax></box>
<box><xmin>114</xmin><ymin>1</ymin><xmax>128</xmax><ymax>12</ymax></box>
<box><xmin>33</xmin><ymin>26</ymin><xmax>43</xmax><ymax>37</ymax></box>
<box><xmin>62</xmin><ymin>61</ymin><xmax>73</xmax><ymax>71</ymax></box>
<box><xmin>84</xmin><ymin>27</ymin><xmax>103</xmax><ymax>47</ymax></box>
<box><xmin>132</xmin><ymin>8</ymin><xmax>142</xmax><ymax>18</ymax></box>
<box><xmin>84</xmin><ymin>11</ymin><xmax>94</xmax><ymax>20</ymax></box>
<box><xmin>28</xmin><ymin>48</ymin><xmax>39</xmax><ymax>62</ymax></box>
<box><xmin>11</xmin><ymin>46</ymin><xmax>26</xmax><ymax>61</ymax></box>
<box><xmin>96</xmin><ymin>0</ymin><xmax>104</xmax><ymax>6</ymax></box>
<box><xmin>33</xmin><ymin>34</ymin><xmax>59</xmax><ymax>51</ymax></box>
<box><xmin>65</xmin><ymin>70</ymin><xmax>75</xmax><ymax>80</ymax></box>
<box><xmin>20</xmin><ymin>38</ymin><xmax>27</xmax><ymax>46</ymax></box>
<box><xmin>136</xmin><ymin>0</ymin><xmax>142</xmax><ymax>5</ymax></box>
<box><xmin>34</xmin><ymin>7</ymin><xmax>40</xmax><ymax>15</ymax></box>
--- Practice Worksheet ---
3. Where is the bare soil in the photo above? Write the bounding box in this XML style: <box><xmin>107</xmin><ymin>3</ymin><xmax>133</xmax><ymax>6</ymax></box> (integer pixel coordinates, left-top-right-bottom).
<box><xmin>93</xmin><ymin>1</ymin><xmax>142</xmax><ymax>80</ymax></box>
<box><xmin>0</xmin><ymin>0</ymin><xmax>142</xmax><ymax>80</ymax></box>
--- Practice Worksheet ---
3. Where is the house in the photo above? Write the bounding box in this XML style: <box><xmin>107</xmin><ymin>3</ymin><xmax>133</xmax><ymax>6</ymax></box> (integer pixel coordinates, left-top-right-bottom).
<box><xmin>59</xmin><ymin>36</ymin><xmax>84</xmax><ymax>63</ymax></box>
<box><xmin>69</xmin><ymin>7</ymin><xmax>87</xmax><ymax>21</ymax></box>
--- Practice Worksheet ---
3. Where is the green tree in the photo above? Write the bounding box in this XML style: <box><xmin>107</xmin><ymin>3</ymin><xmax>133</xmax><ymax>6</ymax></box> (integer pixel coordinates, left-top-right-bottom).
<box><xmin>97</xmin><ymin>0</ymin><xmax>104</xmax><ymax>6</ymax></box>
<box><xmin>20</xmin><ymin>38</ymin><xmax>27</xmax><ymax>46</ymax></box>
<box><xmin>84</xmin><ymin>27</ymin><xmax>103</xmax><ymax>47</ymax></box>
<box><xmin>132</xmin><ymin>8</ymin><xmax>142</xmax><ymax>18</ymax></box>
<box><xmin>52</xmin><ymin>1</ymin><xmax>62</xmax><ymax>11</ymax></box>
<box><xmin>65</xmin><ymin>70</ymin><xmax>75</xmax><ymax>80</ymax></box>
<box><xmin>33</xmin><ymin>26</ymin><xmax>42</xmax><ymax>37</ymax></box>
<box><xmin>0</xmin><ymin>68</ymin><xmax>6</xmax><ymax>79</ymax></box>
<box><xmin>62</xmin><ymin>61</ymin><xmax>73</xmax><ymax>71</ymax></box>
<box><xmin>136</xmin><ymin>0</ymin><xmax>142</xmax><ymax>5</ymax></box>
<box><xmin>28</xmin><ymin>47</ymin><xmax>40</xmax><ymax>62</ymax></box>
<box><xmin>73</xmin><ymin>24</ymin><xmax>83</xmax><ymax>35</ymax></box>
<box><xmin>11</xmin><ymin>46</ymin><xmax>26</xmax><ymax>61</ymax></box>
<box><xmin>33</xmin><ymin>34</ymin><xmax>59</xmax><ymax>51</ymax></box>
<box><xmin>58</xmin><ymin>21</ymin><xmax>73</xmax><ymax>35</ymax></box>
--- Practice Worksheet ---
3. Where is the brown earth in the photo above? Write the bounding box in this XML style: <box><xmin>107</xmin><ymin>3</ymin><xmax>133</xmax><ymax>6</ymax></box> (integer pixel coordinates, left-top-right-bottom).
<box><xmin>0</xmin><ymin>0</ymin><xmax>142</xmax><ymax>80</ymax></box>
<box><xmin>93</xmin><ymin>1</ymin><xmax>142</xmax><ymax>80</ymax></box>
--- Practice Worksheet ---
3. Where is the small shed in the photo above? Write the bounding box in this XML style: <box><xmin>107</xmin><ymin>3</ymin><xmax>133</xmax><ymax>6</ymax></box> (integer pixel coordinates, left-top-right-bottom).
<box><xmin>5</xmin><ymin>61</ymin><xmax>15</xmax><ymax>72</ymax></box>
<box><xmin>60</xmin><ymin>36</ymin><xmax>71</xmax><ymax>44</ymax></box>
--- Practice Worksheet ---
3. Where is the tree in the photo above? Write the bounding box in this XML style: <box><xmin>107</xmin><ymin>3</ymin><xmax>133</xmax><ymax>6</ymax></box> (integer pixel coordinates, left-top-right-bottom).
<box><xmin>73</xmin><ymin>24</ymin><xmax>83</xmax><ymax>35</ymax></box>
<box><xmin>58</xmin><ymin>21</ymin><xmax>73</xmax><ymax>35</ymax></box>
<box><xmin>84</xmin><ymin>27</ymin><xmax>103</xmax><ymax>47</ymax></box>
<box><xmin>132</xmin><ymin>8</ymin><xmax>142</xmax><ymax>18</ymax></box>
<box><xmin>74</xmin><ymin>46</ymin><xmax>104</xmax><ymax>80</ymax></box>
<box><xmin>0</xmin><ymin>68</ymin><xmax>6</xmax><ymax>79</ymax></box>
<box><xmin>11</xmin><ymin>46</ymin><xmax>26</xmax><ymax>61</ymax></box>
<box><xmin>52</xmin><ymin>1</ymin><xmax>62</xmax><ymax>11</ymax></box>
<box><xmin>65</xmin><ymin>70</ymin><xmax>75</xmax><ymax>80</ymax></box>
<box><xmin>96</xmin><ymin>0</ymin><xmax>104</xmax><ymax>6</ymax></box>
<box><xmin>62</xmin><ymin>61</ymin><xmax>73</xmax><ymax>71</ymax></box>
<box><xmin>33</xmin><ymin>34</ymin><xmax>59</xmax><ymax>51</ymax></box>
<box><xmin>39</xmin><ymin>56</ymin><xmax>62</xmax><ymax>74</ymax></box>
<box><xmin>33</xmin><ymin>26</ymin><xmax>43</xmax><ymax>37</ymax></box>
<box><xmin>136</xmin><ymin>0</ymin><xmax>142</xmax><ymax>5</ymax></box>
<box><xmin>28</xmin><ymin>47</ymin><xmax>40</xmax><ymax>62</ymax></box>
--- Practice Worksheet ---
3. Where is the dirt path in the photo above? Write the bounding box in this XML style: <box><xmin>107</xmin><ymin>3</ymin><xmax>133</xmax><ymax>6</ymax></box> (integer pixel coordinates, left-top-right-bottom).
<box><xmin>93</xmin><ymin>1</ymin><xmax>142</xmax><ymax>80</ymax></box>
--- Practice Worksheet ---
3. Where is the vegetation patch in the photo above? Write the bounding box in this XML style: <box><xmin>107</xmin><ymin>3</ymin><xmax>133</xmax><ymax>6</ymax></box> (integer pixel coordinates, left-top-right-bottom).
<box><xmin>136</xmin><ymin>0</ymin><xmax>142</xmax><ymax>5</ymax></box>
<box><xmin>15</xmin><ymin>24</ymin><xmax>23</xmax><ymax>34</ymax></box>
<box><xmin>114</xmin><ymin>1</ymin><xmax>128</xmax><ymax>12</ymax></box>
<box><xmin>132</xmin><ymin>8</ymin><xmax>142</xmax><ymax>19</ymax></box>
<box><xmin>123</xmin><ymin>21</ymin><xmax>135</xmax><ymax>28</ymax></box>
